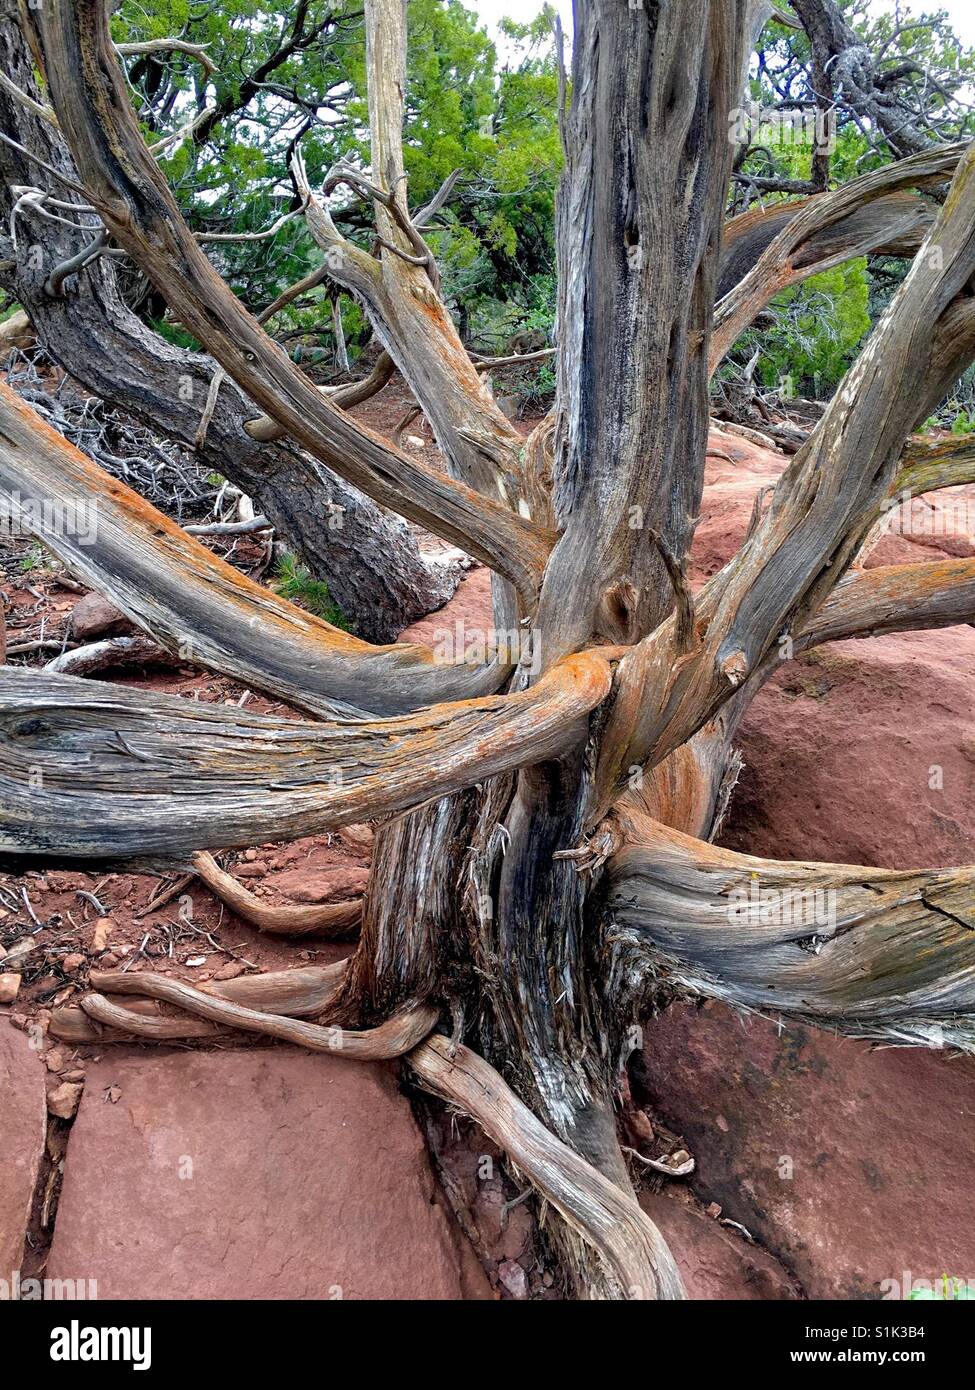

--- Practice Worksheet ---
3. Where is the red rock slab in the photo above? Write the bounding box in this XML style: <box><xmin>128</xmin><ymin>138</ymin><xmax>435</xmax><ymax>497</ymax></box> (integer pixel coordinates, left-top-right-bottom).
<box><xmin>640</xmin><ymin>1190</ymin><xmax>797</xmax><ymax>1300</ymax></box>
<box><xmin>723</xmin><ymin>626</ymin><xmax>975</xmax><ymax>870</ymax></box>
<box><xmin>639</xmin><ymin>1003</ymin><xmax>975</xmax><ymax>1300</ymax></box>
<box><xmin>47</xmin><ymin>1047</ymin><xmax>491</xmax><ymax>1300</ymax></box>
<box><xmin>0</xmin><ymin>1022</ymin><xmax>47</xmax><ymax>1277</ymax></box>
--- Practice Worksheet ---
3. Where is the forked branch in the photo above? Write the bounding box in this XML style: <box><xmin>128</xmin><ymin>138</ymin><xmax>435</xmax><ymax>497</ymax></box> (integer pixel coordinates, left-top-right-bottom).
<box><xmin>28</xmin><ymin>0</ymin><xmax>552</xmax><ymax>602</ymax></box>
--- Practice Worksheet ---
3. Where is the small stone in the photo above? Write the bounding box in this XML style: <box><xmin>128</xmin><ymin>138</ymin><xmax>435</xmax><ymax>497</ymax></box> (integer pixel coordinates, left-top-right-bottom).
<box><xmin>63</xmin><ymin>953</ymin><xmax>86</xmax><ymax>972</ymax></box>
<box><xmin>69</xmin><ymin>593</ymin><xmax>132</xmax><ymax>641</ymax></box>
<box><xmin>498</xmin><ymin>1259</ymin><xmax>529</xmax><ymax>1299</ymax></box>
<box><xmin>45</xmin><ymin>1048</ymin><xmax>65</xmax><ymax>1073</ymax></box>
<box><xmin>211</xmin><ymin>961</ymin><xmax>245</xmax><ymax>982</ymax></box>
<box><xmin>244</xmin><ymin>849</ymin><xmax>258</xmax><ymax>862</ymax></box>
<box><xmin>47</xmin><ymin>1081</ymin><xmax>84</xmax><ymax>1120</ymax></box>
<box><xmin>707</xmin><ymin>1202</ymin><xmax>722</xmax><ymax>1219</ymax></box>
<box><xmin>99</xmin><ymin>952</ymin><xmax>120</xmax><ymax>968</ymax></box>
<box><xmin>185</xmin><ymin>956</ymin><xmax>207</xmax><ymax>968</ymax></box>
<box><xmin>91</xmin><ymin>918</ymin><xmax>114</xmax><ymax>952</ymax></box>
<box><xmin>0</xmin><ymin>973</ymin><xmax>21</xmax><ymax>1003</ymax></box>
<box><xmin>338</xmin><ymin>823</ymin><xmax>374</xmax><ymax>854</ymax></box>
<box><xmin>4</xmin><ymin>939</ymin><xmax>34</xmax><ymax>971</ymax></box>
<box><xmin>628</xmin><ymin>1109</ymin><xmax>655</xmax><ymax>1146</ymax></box>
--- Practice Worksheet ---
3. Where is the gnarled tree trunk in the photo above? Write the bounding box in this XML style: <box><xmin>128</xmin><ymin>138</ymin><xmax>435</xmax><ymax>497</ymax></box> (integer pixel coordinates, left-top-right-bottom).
<box><xmin>6</xmin><ymin>0</ymin><xmax>975</xmax><ymax>1301</ymax></box>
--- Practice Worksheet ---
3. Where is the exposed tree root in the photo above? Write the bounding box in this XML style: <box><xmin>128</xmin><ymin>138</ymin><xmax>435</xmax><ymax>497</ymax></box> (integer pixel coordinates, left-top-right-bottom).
<box><xmin>79</xmin><ymin>969</ymin><xmax>434</xmax><ymax>1058</ymax></box>
<box><xmin>192</xmin><ymin>851</ymin><xmax>362</xmax><ymax>938</ymax></box>
<box><xmin>408</xmin><ymin>1035</ymin><xmax>686</xmax><ymax>1301</ymax></box>
<box><xmin>49</xmin><ymin>962</ymin><xmax>351</xmax><ymax>1042</ymax></box>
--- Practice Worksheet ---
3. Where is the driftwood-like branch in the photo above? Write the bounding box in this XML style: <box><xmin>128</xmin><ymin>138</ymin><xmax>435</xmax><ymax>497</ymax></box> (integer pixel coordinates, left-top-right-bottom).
<box><xmin>44</xmin><ymin>635</ymin><xmax>176</xmax><ymax>676</ymax></box>
<box><xmin>289</xmin><ymin>0</ymin><xmax>528</xmax><ymax>513</ymax></box>
<box><xmin>243</xmin><ymin>352</ymin><xmax>396</xmax><ymax>444</ymax></box>
<box><xmin>608</xmin><ymin>809</ymin><xmax>975</xmax><ymax>1049</ymax></box>
<box><xmin>712</xmin><ymin>141</ymin><xmax>967</xmax><ymax>370</ymax></box>
<box><xmin>192</xmin><ymin>851</ymin><xmax>362</xmax><ymax>938</ymax></box>
<box><xmin>81</xmin><ymin>971</ymin><xmax>434</xmax><ymax>1058</ymax></box>
<box><xmin>408</xmin><ymin>1035</ymin><xmax>686</xmax><ymax>1300</ymax></box>
<box><xmin>0</xmin><ymin>653</ymin><xmax>611</xmax><ymax>857</ymax></box>
<box><xmin>717</xmin><ymin>189</ymin><xmax>934</xmax><ymax>301</ymax></box>
<box><xmin>796</xmin><ymin>558</ymin><xmax>975</xmax><ymax>648</ymax></box>
<box><xmin>0</xmin><ymin>377</ymin><xmax>511</xmax><ymax>717</ymax></box>
<box><xmin>0</xmin><ymin>10</ymin><xmax>461</xmax><ymax>646</ymax></box>
<box><xmin>894</xmin><ymin>432</ymin><xmax>975</xmax><ymax>496</ymax></box>
<box><xmin>50</xmin><ymin>963</ymin><xmax>350</xmax><ymax>1042</ymax></box>
<box><xmin>115</xmin><ymin>38</ymin><xmax>216</xmax><ymax>77</ymax></box>
<box><xmin>29</xmin><ymin>0</ymin><xmax>552</xmax><ymax>604</ymax></box>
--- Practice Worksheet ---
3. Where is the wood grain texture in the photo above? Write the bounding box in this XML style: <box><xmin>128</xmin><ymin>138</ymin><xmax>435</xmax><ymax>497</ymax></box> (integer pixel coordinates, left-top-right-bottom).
<box><xmin>712</xmin><ymin>141</ymin><xmax>967</xmax><ymax>370</ymax></box>
<box><xmin>192</xmin><ymin>851</ymin><xmax>362</xmax><ymax>937</ymax></box>
<box><xmin>608</xmin><ymin>808</ymin><xmax>975</xmax><ymax>1049</ymax></box>
<box><xmin>0</xmin><ymin>11</ymin><xmax>450</xmax><ymax>644</ymax></box>
<box><xmin>81</xmin><ymin>970</ymin><xmax>434</xmax><ymax>1057</ymax></box>
<box><xmin>409</xmin><ymin>1034</ymin><xmax>686</xmax><ymax>1300</ymax></box>
<box><xmin>0</xmin><ymin>653</ymin><xmax>611</xmax><ymax>856</ymax></box>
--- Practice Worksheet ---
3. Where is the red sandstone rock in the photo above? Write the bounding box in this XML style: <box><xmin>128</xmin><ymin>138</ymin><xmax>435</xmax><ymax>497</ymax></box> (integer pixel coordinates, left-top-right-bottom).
<box><xmin>724</xmin><ymin>627</ymin><xmax>975</xmax><ymax>868</ymax></box>
<box><xmin>639</xmin><ymin>1005</ymin><xmax>975</xmax><ymax>1300</ymax></box>
<box><xmin>0</xmin><ymin>1024</ymin><xmax>46</xmax><ymax>1276</ymax></box>
<box><xmin>640</xmin><ymin>1191</ymin><xmax>797</xmax><ymax>1300</ymax></box>
<box><xmin>68</xmin><ymin>593</ymin><xmax>133</xmax><ymax>641</ymax></box>
<box><xmin>47</xmin><ymin>1048</ymin><xmax>491</xmax><ymax>1300</ymax></box>
<box><xmin>268</xmin><ymin>865</ymin><xmax>370</xmax><ymax>904</ymax></box>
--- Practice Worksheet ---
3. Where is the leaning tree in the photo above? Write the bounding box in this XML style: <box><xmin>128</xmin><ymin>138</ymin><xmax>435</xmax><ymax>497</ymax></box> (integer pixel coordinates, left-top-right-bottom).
<box><xmin>4</xmin><ymin>0</ymin><xmax>975</xmax><ymax>1299</ymax></box>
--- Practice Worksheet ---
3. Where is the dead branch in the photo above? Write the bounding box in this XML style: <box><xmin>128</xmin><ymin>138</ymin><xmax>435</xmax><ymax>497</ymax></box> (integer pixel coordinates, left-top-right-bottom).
<box><xmin>29</xmin><ymin>0</ymin><xmax>552</xmax><ymax>604</ymax></box>
<box><xmin>597</xmin><ymin>139</ymin><xmax>975</xmax><ymax>814</ymax></box>
<box><xmin>0</xmin><ymin>376</ymin><xmax>513</xmax><ymax>716</ymax></box>
<box><xmin>608</xmin><ymin>808</ymin><xmax>975</xmax><ymax>1050</ymax></box>
<box><xmin>712</xmin><ymin>141</ymin><xmax>967</xmax><ymax>370</ymax></box>
<box><xmin>49</xmin><ymin>961</ymin><xmax>350</xmax><ymax>1043</ymax></box>
<box><xmin>80</xmin><ymin>971</ymin><xmax>435</xmax><ymax>1058</ymax></box>
<box><xmin>0</xmin><ymin>652</ymin><xmax>611</xmax><ymax>857</ymax></box>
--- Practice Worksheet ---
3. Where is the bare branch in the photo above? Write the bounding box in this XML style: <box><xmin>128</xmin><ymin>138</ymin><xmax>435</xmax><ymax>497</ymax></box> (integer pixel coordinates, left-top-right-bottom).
<box><xmin>608</xmin><ymin>809</ymin><xmax>975</xmax><ymax>1050</ymax></box>
<box><xmin>0</xmin><ymin>377</ymin><xmax>512</xmax><ymax>716</ymax></box>
<box><xmin>0</xmin><ymin>653</ymin><xmax>611</xmax><ymax>858</ymax></box>
<box><xmin>596</xmin><ymin>140</ymin><xmax>975</xmax><ymax>814</ymax></box>
<box><xmin>712</xmin><ymin>141</ymin><xmax>966</xmax><ymax>370</ymax></box>
<box><xmin>191</xmin><ymin>851</ymin><xmax>362</xmax><ymax>938</ymax></box>
<box><xmin>29</xmin><ymin>0</ymin><xmax>552</xmax><ymax>603</ymax></box>
<box><xmin>82</xmin><ymin>971</ymin><xmax>435</xmax><ymax>1058</ymax></box>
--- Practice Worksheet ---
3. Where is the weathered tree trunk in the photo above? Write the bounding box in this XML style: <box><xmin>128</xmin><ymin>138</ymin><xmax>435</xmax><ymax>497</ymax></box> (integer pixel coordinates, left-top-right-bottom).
<box><xmin>11</xmin><ymin>0</ymin><xmax>975</xmax><ymax>1302</ymax></box>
